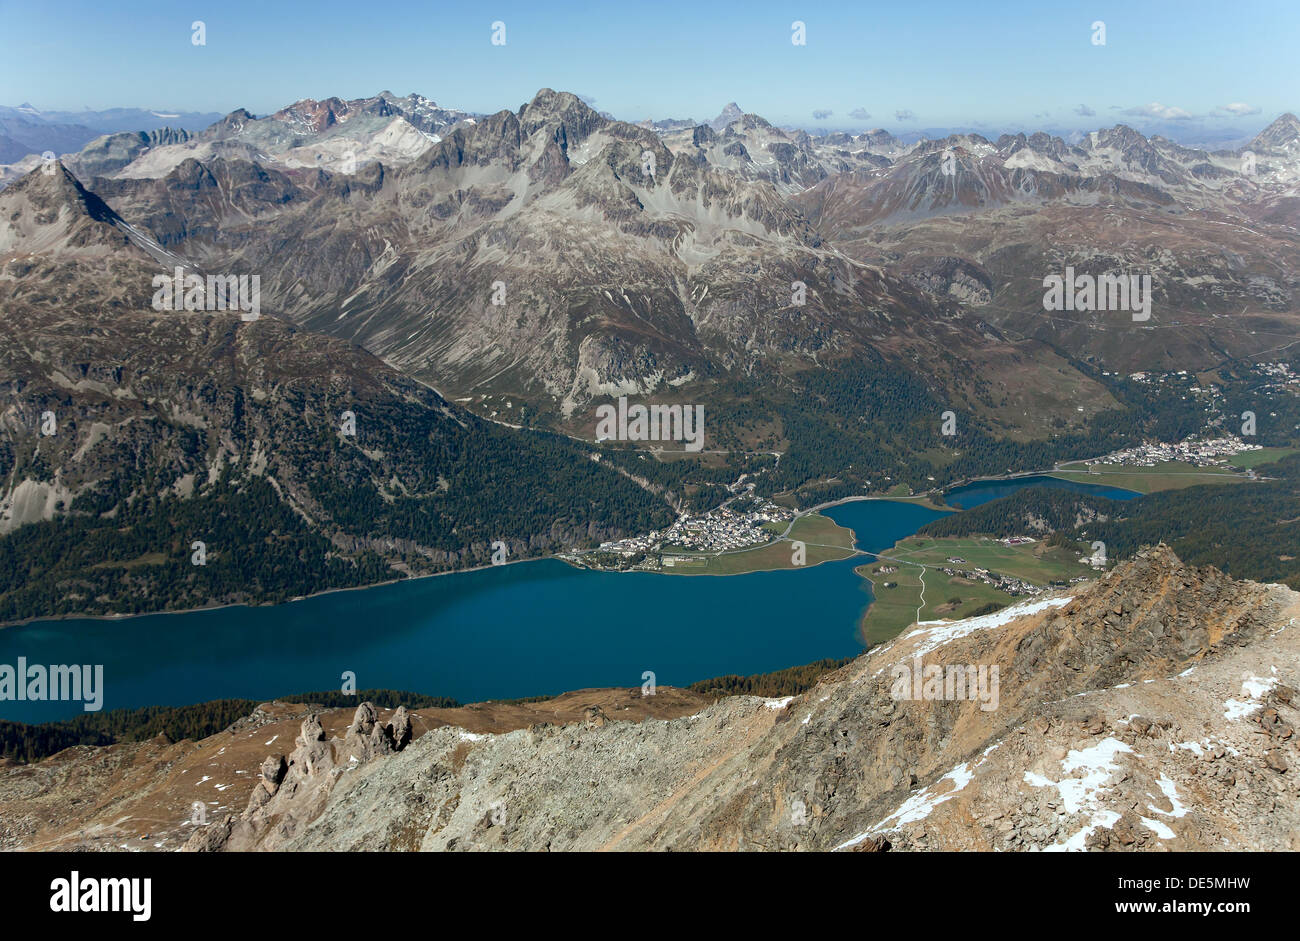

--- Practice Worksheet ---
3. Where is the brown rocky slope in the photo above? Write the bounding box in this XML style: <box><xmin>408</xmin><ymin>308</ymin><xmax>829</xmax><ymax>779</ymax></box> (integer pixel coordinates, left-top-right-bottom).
<box><xmin>0</xmin><ymin>688</ymin><xmax>708</xmax><ymax>851</ymax></box>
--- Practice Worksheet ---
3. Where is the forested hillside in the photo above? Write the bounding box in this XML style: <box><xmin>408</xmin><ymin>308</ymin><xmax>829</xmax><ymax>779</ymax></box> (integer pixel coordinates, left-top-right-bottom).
<box><xmin>916</xmin><ymin>455</ymin><xmax>1300</xmax><ymax>588</ymax></box>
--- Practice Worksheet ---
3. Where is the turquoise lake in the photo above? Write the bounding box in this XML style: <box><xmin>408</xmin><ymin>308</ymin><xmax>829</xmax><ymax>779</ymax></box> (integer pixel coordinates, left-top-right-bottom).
<box><xmin>0</xmin><ymin>475</ymin><xmax>1139</xmax><ymax>722</ymax></box>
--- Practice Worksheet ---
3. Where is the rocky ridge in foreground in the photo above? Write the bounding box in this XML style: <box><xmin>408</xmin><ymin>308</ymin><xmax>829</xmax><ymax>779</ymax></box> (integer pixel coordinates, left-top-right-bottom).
<box><xmin>182</xmin><ymin>544</ymin><xmax>1300</xmax><ymax>851</ymax></box>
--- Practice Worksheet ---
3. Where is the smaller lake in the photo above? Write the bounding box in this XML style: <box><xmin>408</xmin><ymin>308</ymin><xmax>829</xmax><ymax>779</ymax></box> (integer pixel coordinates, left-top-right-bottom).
<box><xmin>943</xmin><ymin>474</ymin><xmax>1141</xmax><ymax>509</ymax></box>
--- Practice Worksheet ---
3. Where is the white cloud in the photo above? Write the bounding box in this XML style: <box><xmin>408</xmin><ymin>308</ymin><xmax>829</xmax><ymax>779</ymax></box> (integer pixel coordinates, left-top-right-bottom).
<box><xmin>849</xmin><ymin>107</ymin><xmax>871</xmax><ymax>120</ymax></box>
<box><xmin>894</xmin><ymin>109</ymin><xmax>916</xmax><ymax>121</ymax></box>
<box><xmin>1122</xmin><ymin>102</ymin><xmax>1194</xmax><ymax>120</ymax></box>
<box><xmin>1217</xmin><ymin>102</ymin><xmax>1261</xmax><ymax>116</ymax></box>
<box><xmin>812</xmin><ymin>109</ymin><xmax>833</xmax><ymax>120</ymax></box>
<box><xmin>1074</xmin><ymin>104</ymin><xmax>1096</xmax><ymax>117</ymax></box>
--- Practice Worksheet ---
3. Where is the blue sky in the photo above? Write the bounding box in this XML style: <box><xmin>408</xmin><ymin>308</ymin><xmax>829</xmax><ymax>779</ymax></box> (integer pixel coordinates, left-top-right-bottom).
<box><xmin>1</xmin><ymin>0</ymin><xmax>1296</xmax><ymax>135</ymax></box>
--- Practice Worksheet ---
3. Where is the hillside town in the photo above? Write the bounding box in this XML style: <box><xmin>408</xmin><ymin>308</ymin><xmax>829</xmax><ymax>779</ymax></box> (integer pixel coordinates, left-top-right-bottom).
<box><xmin>1253</xmin><ymin>360</ymin><xmax>1300</xmax><ymax>392</ymax></box>
<box><xmin>659</xmin><ymin>504</ymin><xmax>793</xmax><ymax>552</ymax></box>
<box><xmin>1088</xmin><ymin>433</ymin><xmax>1260</xmax><ymax>469</ymax></box>
<box><xmin>567</xmin><ymin>498</ymin><xmax>796</xmax><ymax>570</ymax></box>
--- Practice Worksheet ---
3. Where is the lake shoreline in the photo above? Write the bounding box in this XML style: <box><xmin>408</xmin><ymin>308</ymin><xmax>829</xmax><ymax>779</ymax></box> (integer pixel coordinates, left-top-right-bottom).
<box><xmin>0</xmin><ymin>466</ymin><xmax>1137</xmax><ymax>631</ymax></box>
<box><xmin>0</xmin><ymin>475</ymin><xmax>1145</xmax><ymax>724</ymax></box>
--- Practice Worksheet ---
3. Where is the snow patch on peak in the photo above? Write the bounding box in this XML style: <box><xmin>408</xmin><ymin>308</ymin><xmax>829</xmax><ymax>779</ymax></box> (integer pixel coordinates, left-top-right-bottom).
<box><xmin>897</xmin><ymin>595</ymin><xmax>1073</xmax><ymax>661</ymax></box>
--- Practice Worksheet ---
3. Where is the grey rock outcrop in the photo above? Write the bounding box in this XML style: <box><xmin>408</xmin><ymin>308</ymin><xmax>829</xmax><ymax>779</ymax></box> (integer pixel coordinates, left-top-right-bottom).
<box><xmin>183</xmin><ymin>701</ymin><xmax>414</xmax><ymax>851</ymax></box>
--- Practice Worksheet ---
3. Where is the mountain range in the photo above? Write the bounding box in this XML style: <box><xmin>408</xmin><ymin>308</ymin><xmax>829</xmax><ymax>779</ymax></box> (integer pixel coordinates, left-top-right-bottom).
<box><xmin>0</xmin><ymin>103</ymin><xmax>225</xmax><ymax>165</ymax></box>
<box><xmin>2</xmin><ymin>88</ymin><xmax>1299</xmax><ymax>620</ymax></box>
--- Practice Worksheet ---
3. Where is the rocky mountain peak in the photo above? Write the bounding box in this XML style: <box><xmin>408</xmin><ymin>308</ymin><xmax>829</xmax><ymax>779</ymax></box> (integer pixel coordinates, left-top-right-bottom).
<box><xmin>710</xmin><ymin>101</ymin><xmax>744</xmax><ymax>131</ymax></box>
<box><xmin>519</xmin><ymin>88</ymin><xmax>606</xmax><ymax>148</ymax></box>
<box><xmin>272</xmin><ymin>97</ymin><xmax>351</xmax><ymax>133</ymax></box>
<box><xmin>203</xmin><ymin>108</ymin><xmax>256</xmax><ymax>140</ymax></box>
<box><xmin>1250</xmin><ymin>112</ymin><xmax>1300</xmax><ymax>152</ymax></box>
<box><xmin>1010</xmin><ymin>543</ymin><xmax>1268</xmax><ymax>699</ymax></box>
<box><xmin>1092</xmin><ymin>123</ymin><xmax>1148</xmax><ymax>150</ymax></box>
<box><xmin>522</xmin><ymin>88</ymin><xmax>595</xmax><ymax>120</ymax></box>
<box><xmin>0</xmin><ymin>159</ymin><xmax>121</xmax><ymax>226</ymax></box>
<box><xmin>858</xmin><ymin>128</ymin><xmax>901</xmax><ymax>151</ymax></box>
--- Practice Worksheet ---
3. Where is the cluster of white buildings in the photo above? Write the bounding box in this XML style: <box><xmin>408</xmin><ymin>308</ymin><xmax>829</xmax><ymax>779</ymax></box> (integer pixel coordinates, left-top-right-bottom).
<box><xmin>588</xmin><ymin>531</ymin><xmax>660</xmax><ymax>559</ymax></box>
<box><xmin>1090</xmin><ymin>434</ymin><xmax>1260</xmax><ymax>468</ymax></box>
<box><xmin>1119</xmin><ymin>370</ymin><xmax>1222</xmax><ymax>401</ymax></box>
<box><xmin>588</xmin><ymin>500</ymin><xmax>795</xmax><ymax>560</ymax></box>
<box><xmin>661</xmin><ymin>503</ymin><xmax>793</xmax><ymax>552</ymax></box>
<box><xmin>935</xmin><ymin>565</ymin><xmax>1042</xmax><ymax>597</ymax></box>
<box><xmin>1122</xmin><ymin>369</ymin><xmax>1196</xmax><ymax>384</ymax></box>
<box><xmin>1254</xmin><ymin>361</ymin><xmax>1299</xmax><ymax>391</ymax></box>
